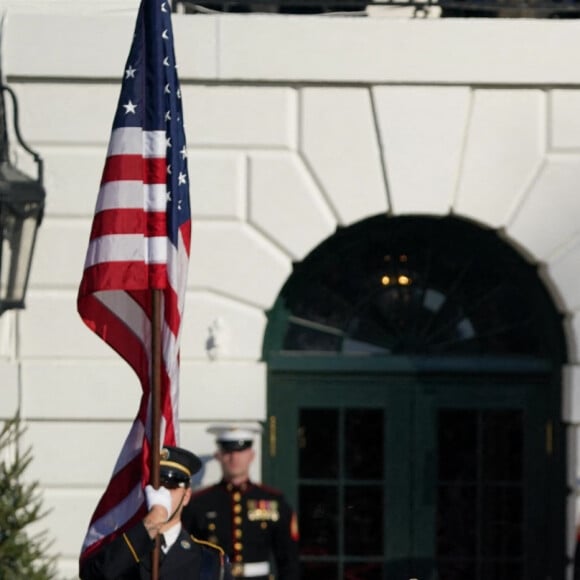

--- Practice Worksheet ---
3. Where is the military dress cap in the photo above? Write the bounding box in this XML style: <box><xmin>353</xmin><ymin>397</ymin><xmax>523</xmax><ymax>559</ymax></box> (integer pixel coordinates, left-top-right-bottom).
<box><xmin>160</xmin><ymin>446</ymin><xmax>202</xmax><ymax>486</ymax></box>
<box><xmin>208</xmin><ymin>424</ymin><xmax>263</xmax><ymax>452</ymax></box>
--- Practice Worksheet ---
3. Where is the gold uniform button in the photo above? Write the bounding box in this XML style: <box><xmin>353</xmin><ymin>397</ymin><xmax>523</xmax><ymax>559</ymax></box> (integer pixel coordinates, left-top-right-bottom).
<box><xmin>235</xmin><ymin>529</ymin><xmax>243</xmax><ymax>538</ymax></box>
<box><xmin>233</xmin><ymin>492</ymin><xmax>241</xmax><ymax>502</ymax></box>
<box><xmin>234</xmin><ymin>516</ymin><xmax>242</xmax><ymax>525</ymax></box>
<box><xmin>234</xmin><ymin>504</ymin><xmax>242</xmax><ymax>514</ymax></box>
<box><xmin>234</xmin><ymin>542</ymin><xmax>243</xmax><ymax>551</ymax></box>
<box><xmin>208</xmin><ymin>523</ymin><xmax>216</xmax><ymax>531</ymax></box>
<box><xmin>234</xmin><ymin>554</ymin><xmax>243</xmax><ymax>562</ymax></box>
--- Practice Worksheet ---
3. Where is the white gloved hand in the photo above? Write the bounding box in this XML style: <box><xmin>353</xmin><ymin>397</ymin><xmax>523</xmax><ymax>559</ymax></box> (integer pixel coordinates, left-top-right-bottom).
<box><xmin>144</xmin><ymin>485</ymin><xmax>172</xmax><ymax>520</ymax></box>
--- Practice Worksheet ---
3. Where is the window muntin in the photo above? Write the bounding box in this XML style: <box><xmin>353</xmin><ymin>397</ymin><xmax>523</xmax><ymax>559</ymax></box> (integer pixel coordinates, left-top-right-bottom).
<box><xmin>275</xmin><ymin>216</ymin><xmax>561</xmax><ymax>359</ymax></box>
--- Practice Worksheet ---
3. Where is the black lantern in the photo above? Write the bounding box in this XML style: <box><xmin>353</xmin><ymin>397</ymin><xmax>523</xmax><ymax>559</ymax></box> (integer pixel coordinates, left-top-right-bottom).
<box><xmin>0</xmin><ymin>84</ymin><xmax>45</xmax><ymax>316</ymax></box>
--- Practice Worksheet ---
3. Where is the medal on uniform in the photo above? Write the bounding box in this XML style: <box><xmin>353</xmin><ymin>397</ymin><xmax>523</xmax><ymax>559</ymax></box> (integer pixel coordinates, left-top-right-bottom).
<box><xmin>247</xmin><ymin>499</ymin><xmax>280</xmax><ymax>521</ymax></box>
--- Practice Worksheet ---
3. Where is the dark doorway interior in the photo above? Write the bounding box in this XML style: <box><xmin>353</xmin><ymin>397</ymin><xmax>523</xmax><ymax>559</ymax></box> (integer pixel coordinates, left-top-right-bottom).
<box><xmin>263</xmin><ymin>215</ymin><xmax>567</xmax><ymax>579</ymax></box>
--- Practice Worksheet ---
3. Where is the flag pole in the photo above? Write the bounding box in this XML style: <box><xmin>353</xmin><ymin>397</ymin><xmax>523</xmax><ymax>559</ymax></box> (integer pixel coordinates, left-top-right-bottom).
<box><xmin>151</xmin><ymin>288</ymin><xmax>163</xmax><ymax>580</ymax></box>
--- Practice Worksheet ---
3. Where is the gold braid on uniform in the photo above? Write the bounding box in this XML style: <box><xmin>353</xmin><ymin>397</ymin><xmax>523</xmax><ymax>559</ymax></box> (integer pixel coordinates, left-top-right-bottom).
<box><xmin>190</xmin><ymin>535</ymin><xmax>225</xmax><ymax>555</ymax></box>
<box><xmin>191</xmin><ymin>536</ymin><xmax>227</xmax><ymax>580</ymax></box>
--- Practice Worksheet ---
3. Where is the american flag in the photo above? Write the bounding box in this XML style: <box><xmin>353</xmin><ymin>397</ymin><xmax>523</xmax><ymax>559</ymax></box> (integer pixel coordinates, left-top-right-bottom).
<box><xmin>77</xmin><ymin>0</ymin><xmax>190</xmax><ymax>562</ymax></box>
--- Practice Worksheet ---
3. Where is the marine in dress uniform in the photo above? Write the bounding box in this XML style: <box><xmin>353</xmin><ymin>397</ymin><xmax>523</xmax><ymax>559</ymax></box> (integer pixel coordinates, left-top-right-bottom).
<box><xmin>80</xmin><ymin>446</ymin><xmax>232</xmax><ymax>580</ymax></box>
<box><xmin>182</xmin><ymin>426</ymin><xmax>300</xmax><ymax>580</ymax></box>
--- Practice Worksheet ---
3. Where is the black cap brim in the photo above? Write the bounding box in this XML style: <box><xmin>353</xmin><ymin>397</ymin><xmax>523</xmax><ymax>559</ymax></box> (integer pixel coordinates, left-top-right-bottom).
<box><xmin>159</xmin><ymin>446</ymin><xmax>202</xmax><ymax>484</ymax></box>
<box><xmin>218</xmin><ymin>440</ymin><xmax>253</xmax><ymax>452</ymax></box>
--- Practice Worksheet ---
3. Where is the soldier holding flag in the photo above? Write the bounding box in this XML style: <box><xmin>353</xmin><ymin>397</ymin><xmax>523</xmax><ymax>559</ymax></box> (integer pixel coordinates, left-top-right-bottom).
<box><xmin>80</xmin><ymin>446</ymin><xmax>232</xmax><ymax>580</ymax></box>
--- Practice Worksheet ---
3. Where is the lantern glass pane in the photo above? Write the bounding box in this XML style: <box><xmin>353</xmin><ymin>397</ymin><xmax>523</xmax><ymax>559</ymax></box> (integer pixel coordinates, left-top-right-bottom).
<box><xmin>0</xmin><ymin>205</ymin><xmax>37</xmax><ymax>306</ymax></box>
<box><xmin>0</xmin><ymin>209</ymin><xmax>15</xmax><ymax>303</ymax></box>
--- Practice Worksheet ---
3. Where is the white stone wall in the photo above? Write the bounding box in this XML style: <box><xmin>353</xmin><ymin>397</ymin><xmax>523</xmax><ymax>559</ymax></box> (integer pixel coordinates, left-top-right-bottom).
<box><xmin>2</xmin><ymin>5</ymin><xmax>580</xmax><ymax>577</ymax></box>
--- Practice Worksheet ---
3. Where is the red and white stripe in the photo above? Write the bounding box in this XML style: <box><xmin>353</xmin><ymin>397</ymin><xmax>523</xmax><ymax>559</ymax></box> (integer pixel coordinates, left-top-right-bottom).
<box><xmin>78</xmin><ymin>125</ymin><xmax>189</xmax><ymax>559</ymax></box>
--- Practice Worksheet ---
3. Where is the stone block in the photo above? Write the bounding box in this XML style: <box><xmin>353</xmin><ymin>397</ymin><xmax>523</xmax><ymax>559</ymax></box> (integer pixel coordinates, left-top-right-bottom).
<box><xmin>21</xmin><ymin>360</ymin><xmax>140</xmax><ymax>419</ymax></box>
<box><xmin>508</xmin><ymin>157</ymin><xmax>580</xmax><ymax>261</ymax></box>
<box><xmin>189</xmin><ymin>151</ymin><xmax>246</xmax><ymax>219</ymax></box>
<box><xmin>189</xmin><ymin>221</ymin><xmax>292</xmax><ymax>309</ymax></box>
<box><xmin>219</xmin><ymin>16</ymin><xmax>580</xmax><ymax>85</ymax></box>
<box><xmin>0</xmin><ymin>362</ymin><xmax>19</xmax><ymax>419</ymax></box>
<box><xmin>19</xmin><ymin>291</ymin><xmax>113</xmax><ymax>359</ymax></box>
<box><xmin>32</xmin><ymin>487</ymin><xmax>101</xmax><ymax>562</ymax></box>
<box><xmin>455</xmin><ymin>89</ymin><xmax>544</xmax><ymax>228</ymax></box>
<box><xmin>183</xmin><ymin>86</ymin><xmax>297</xmax><ymax>148</ymax></box>
<box><xmin>373</xmin><ymin>85</ymin><xmax>470</xmax><ymax>215</ymax></box>
<box><xmin>180</xmin><ymin>291</ymin><xmax>266</xmax><ymax>361</ymax></box>
<box><xmin>4</xmin><ymin>9</ymin><xmax>217</xmax><ymax>80</ymax></box>
<box><xmin>0</xmin><ymin>311</ymin><xmax>16</xmax><ymax>359</ymax></box>
<box><xmin>28</xmin><ymin>218</ymin><xmax>92</xmax><ymax>288</ymax></box>
<box><xmin>179</xmin><ymin>361</ymin><xmax>266</xmax><ymax>420</ymax></box>
<box><xmin>10</xmin><ymin>82</ymin><xmax>118</xmax><ymax>145</ymax></box>
<box><xmin>249</xmin><ymin>152</ymin><xmax>336</xmax><ymax>260</ymax></box>
<box><xmin>4</xmin><ymin>12</ymin><xmax>137</xmax><ymax>78</ymax></box>
<box><xmin>22</xmin><ymin>421</ymin><xmax>134</xmax><ymax>486</ymax></box>
<box><xmin>550</xmin><ymin>90</ymin><xmax>580</xmax><ymax>150</ymax></box>
<box><xmin>172</xmin><ymin>13</ymin><xmax>219</xmax><ymax>80</ymax></box>
<box><xmin>41</xmin><ymin>147</ymin><xmax>107</xmax><ymax>217</ymax></box>
<box><xmin>301</xmin><ymin>87</ymin><xmax>388</xmax><ymax>226</ymax></box>
<box><xmin>545</xmin><ymin>241</ymin><xmax>580</xmax><ymax>312</ymax></box>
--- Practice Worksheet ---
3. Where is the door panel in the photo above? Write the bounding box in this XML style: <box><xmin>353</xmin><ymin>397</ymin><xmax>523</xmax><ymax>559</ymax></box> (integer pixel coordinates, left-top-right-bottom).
<box><xmin>433</xmin><ymin>409</ymin><xmax>524</xmax><ymax>579</ymax></box>
<box><xmin>413</xmin><ymin>382</ymin><xmax>547</xmax><ymax>580</ymax></box>
<box><xmin>268</xmin><ymin>374</ymin><xmax>553</xmax><ymax>580</ymax></box>
<box><xmin>270</xmin><ymin>377</ymin><xmax>412</xmax><ymax>579</ymax></box>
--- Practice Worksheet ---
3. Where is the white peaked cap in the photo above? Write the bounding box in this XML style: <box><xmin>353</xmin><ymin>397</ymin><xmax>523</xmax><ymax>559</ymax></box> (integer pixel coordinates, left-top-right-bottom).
<box><xmin>207</xmin><ymin>423</ymin><xmax>263</xmax><ymax>442</ymax></box>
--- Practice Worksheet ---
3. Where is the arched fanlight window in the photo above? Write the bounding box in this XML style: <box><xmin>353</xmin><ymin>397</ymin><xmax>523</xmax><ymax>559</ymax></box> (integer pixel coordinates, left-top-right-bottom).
<box><xmin>267</xmin><ymin>215</ymin><xmax>565</xmax><ymax>361</ymax></box>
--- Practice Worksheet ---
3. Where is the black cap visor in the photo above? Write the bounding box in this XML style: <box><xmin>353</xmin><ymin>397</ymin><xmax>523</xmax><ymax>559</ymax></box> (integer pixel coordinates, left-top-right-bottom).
<box><xmin>218</xmin><ymin>440</ymin><xmax>253</xmax><ymax>452</ymax></box>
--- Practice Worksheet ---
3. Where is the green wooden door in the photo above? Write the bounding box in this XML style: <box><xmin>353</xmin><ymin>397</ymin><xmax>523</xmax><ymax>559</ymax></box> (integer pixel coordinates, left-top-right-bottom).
<box><xmin>412</xmin><ymin>379</ymin><xmax>549</xmax><ymax>580</ymax></box>
<box><xmin>267</xmin><ymin>372</ymin><xmax>554</xmax><ymax>580</ymax></box>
